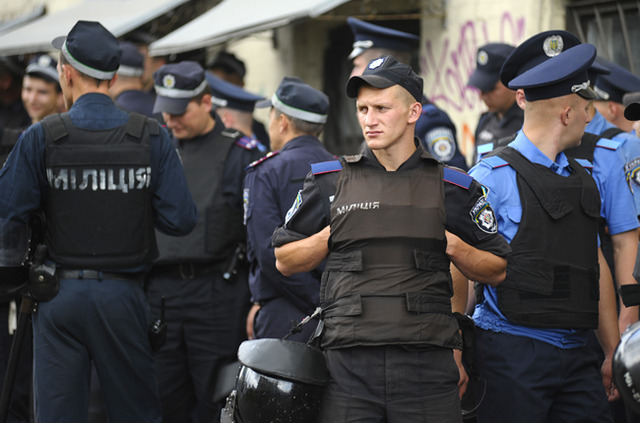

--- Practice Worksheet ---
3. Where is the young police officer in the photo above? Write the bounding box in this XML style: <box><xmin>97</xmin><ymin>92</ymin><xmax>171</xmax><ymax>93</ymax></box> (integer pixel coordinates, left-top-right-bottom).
<box><xmin>0</xmin><ymin>21</ymin><xmax>197</xmax><ymax>421</ymax></box>
<box><xmin>470</xmin><ymin>43</ymin><xmax>620</xmax><ymax>422</ymax></box>
<box><xmin>273</xmin><ymin>56</ymin><xmax>510</xmax><ymax>422</ymax></box>
<box><xmin>244</xmin><ymin>77</ymin><xmax>335</xmax><ymax>342</ymax></box>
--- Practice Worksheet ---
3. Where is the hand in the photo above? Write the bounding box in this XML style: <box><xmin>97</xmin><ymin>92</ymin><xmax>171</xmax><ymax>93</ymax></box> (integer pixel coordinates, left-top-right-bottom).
<box><xmin>246</xmin><ymin>303</ymin><xmax>260</xmax><ymax>340</ymax></box>
<box><xmin>601</xmin><ymin>355</ymin><xmax>620</xmax><ymax>402</ymax></box>
<box><xmin>454</xmin><ymin>349</ymin><xmax>469</xmax><ymax>399</ymax></box>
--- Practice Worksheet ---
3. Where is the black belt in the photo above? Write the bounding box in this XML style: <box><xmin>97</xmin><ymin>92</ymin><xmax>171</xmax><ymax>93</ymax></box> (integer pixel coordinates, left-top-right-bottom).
<box><xmin>57</xmin><ymin>269</ymin><xmax>144</xmax><ymax>285</ymax></box>
<box><xmin>150</xmin><ymin>262</ymin><xmax>223</xmax><ymax>280</ymax></box>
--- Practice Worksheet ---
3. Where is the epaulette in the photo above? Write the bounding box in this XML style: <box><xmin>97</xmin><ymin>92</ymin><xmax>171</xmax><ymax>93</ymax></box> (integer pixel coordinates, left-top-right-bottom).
<box><xmin>234</xmin><ymin>134</ymin><xmax>261</xmax><ymax>151</ymax></box>
<box><xmin>476</xmin><ymin>143</ymin><xmax>494</xmax><ymax>156</ymax></box>
<box><xmin>482</xmin><ymin>155</ymin><xmax>510</xmax><ymax>169</ymax></box>
<box><xmin>594</xmin><ymin>138</ymin><xmax>621</xmax><ymax>151</ymax></box>
<box><xmin>443</xmin><ymin>167</ymin><xmax>472</xmax><ymax>189</ymax></box>
<box><xmin>247</xmin><ymin>151</ymin><xmax>279</xmax><ymax>168</ymax></box>
<box><xmin>311</xmin><ymin>160</ymin><xmax>342</xmax><ymax>175</ymax></box>
<box><xmin>575</xmin><ymin>158</ymin><xmax>594</xmax><ymax>170</ymax></box>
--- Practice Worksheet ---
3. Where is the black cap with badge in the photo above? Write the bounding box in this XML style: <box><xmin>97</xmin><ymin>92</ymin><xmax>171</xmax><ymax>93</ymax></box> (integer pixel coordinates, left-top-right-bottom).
<box><xmin>346</xmin><ymin>55</ymin><xmax>423</xmax><ymax>102</ymax></box>
<box><xmin>152</xmin><ymin>61</ymin><xmax>209</xmax><ymax>115</ymax></box>
<box><xmin>25</xmin><ymin>55</ymin><xmax>59</xmax><ymax>85</ymax></box>
<box><xmin>256</xmin><ymin>76</ymin><xmax>329</xmax><ymax>124</ymax></box>
<box><xmin>51</xmin><ymin>20</ymin><xmax>121</xmax><ymax>80</ymax></box>
<box><xmin>468</xmin><ymin>43</ymin><xmax>515</xmax><ymax>92</ymax></box>
<box><xmin>508</xmin><ymin>43</ymin><xmax>598</xmax><ymax>101</ymax></box>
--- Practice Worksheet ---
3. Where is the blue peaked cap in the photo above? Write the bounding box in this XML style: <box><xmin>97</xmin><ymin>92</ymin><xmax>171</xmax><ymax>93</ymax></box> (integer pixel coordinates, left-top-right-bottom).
<box><xmin>347</xmin><ymin>17</ymin><xmax>419</xmax><ymax>60</ymax></box>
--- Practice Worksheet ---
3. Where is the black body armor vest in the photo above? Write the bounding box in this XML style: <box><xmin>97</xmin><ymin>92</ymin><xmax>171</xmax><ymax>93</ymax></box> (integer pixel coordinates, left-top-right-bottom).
<box><xmin>496</xmin><ymin>147</ymin><xmax>601</xmax><ymax>329</ymax></box>
<box><xmin>42</xmin><ymin>113</ymin><xmax>157</xmax><ymax>269</ymax></box>
<box><xmin>320</xmin><ymin>154</ymin><xmax>461</xmax><ymax>350</ymax></box>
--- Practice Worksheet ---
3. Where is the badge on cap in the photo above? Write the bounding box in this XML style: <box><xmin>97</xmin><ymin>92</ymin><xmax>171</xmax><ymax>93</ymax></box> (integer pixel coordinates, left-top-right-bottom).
<box><xmin>369</xmin><ymin>58</ymin><xmax>385</xmax><ymax>70</ymax></box>
<box><xmin>477</xmin><ymin>50</ymin><xmax>489</xmax><ymax>66</ymax></box>
<box><xmin>38</xmin><ymin>55</ymin><xmax>52</xmax><ymax>68</ymax></box>
<box><xmin>163</xmin><ymin>74</ymin><xmax>176</xmax><ymax>89</ymax></box>
<box><xmin>470</xmin><ymin>196</ymin><xmax>497</xmax><ymax>234</ymax></box>
<box><xmin>543</xmin><ymin>35</ymin><xmax>564</xmax><ymax>57</ymax></box>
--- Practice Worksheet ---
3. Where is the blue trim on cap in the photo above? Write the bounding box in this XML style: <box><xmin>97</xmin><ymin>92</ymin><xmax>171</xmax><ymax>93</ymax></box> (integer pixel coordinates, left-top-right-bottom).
<box><xmin>575</xmin><ymin>158</ymin><xmax>594</xmax><ymax>170</ymax></box>
<box><xmin>311</xmin><ymin>160</ymin><xmax>342</xmax><ymax>175</ymax></box>
<box><xmin>595</xmin><ymin>138</ymin><xmax>620</xmax><ymax>151</ymax></box>
<box><xmin>443</xmin><ymin>167</ymin><xmax>472</xmax><ymax>189</ymax></box>
<box><xmin>483</xmin><ymin>155</ymin><xmax>509</xmax><ymax>169</ymax></box>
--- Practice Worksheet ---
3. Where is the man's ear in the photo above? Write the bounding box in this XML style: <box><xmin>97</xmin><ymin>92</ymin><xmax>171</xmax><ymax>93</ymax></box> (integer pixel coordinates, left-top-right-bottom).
<box><xmin>408</xmin><ymin>102</ymin><xmax>422</xmax><ymax>124</ymax></box>
<box><xmin>560</xmin><ymin>105</ymin><xmax>572</xmax><ymax>127</ymax></box>
<box><xmin>278</xmin><ymin>113</ymin><xmax>290</xmax><ymax>133</ymax></box>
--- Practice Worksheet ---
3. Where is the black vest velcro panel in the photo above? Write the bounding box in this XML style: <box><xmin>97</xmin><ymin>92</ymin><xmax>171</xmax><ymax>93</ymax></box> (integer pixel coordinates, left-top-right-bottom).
<box><xmin>564</xmin><ymin>132</ymin><xmax>601</xmax><ymax>163</ymax></box>
<box><xmin>496</xmin><ymin>147</ymin><xmax>600</xmax><ymax>329</ymax></box>
<box><xmin>320</xmin><ymin>158</ymin><xmax>461</xmax><ymax>350</ymax></box>
<box><xmin>42</xmin><ymin>113</ymin><xmax>157</xmax><ymax>268</ymax></box>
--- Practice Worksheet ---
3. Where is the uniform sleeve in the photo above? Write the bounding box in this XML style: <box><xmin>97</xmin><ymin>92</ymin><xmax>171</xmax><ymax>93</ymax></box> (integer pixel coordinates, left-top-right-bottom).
<box><xmin>444</xmin><ymin>177</ymin><xmax>511</xmax><ymax>257</ymax></box>
<box><xmin>149</xmin><ymin>127</ymin><xmax>198</xmax><ymax>236</ymax></box>
<box><xmin>272</xmin><ymin>171</ymin><xmax>335</xmax><ymax>247</ymax></box>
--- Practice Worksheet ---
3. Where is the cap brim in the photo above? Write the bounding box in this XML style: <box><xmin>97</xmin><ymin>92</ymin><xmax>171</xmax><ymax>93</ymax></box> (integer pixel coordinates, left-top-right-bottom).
<box><xmin>576</xmin><ymin>86</ymin><xmax>598</xmax><ymax>101</ymax></box>
<box><xmin>152</xmin><ymin>96</ymin><xmax>190</xmax><ymax>115</ymax></box>
<box><xmin>625</xmin><ymin>102</ymin><xmax>640</xmax><ymax>121</ymax></box>
<box><xmin>468</xmin><ymin>70</ymin><xmax>499</xmax><ymax>93</ymax></box>
<box><xmin>255</xmin><ymin>99</ymin><xmax>272</xmax><ymax>109</ymax></box>
<box><xmin>346</xmin><ymin>74</ymin><xmax>395</xmax><ymax>98</ymax></box>
<box><xmin>51</xmin><ymin>36</ymin><xmax>66</xmax><ymax>49</ymax></box>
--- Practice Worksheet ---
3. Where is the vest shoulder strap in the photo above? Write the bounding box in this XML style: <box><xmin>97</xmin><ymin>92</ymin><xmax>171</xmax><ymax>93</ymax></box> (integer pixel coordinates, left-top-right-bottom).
<box><xmin>41</xmin><ymin>113</ymin><xmax>68</xmax><ymax>142</ymax></box>
<box><xmin>602</xmin><ymin>127</ymin><xmax>625</xmax><ymax>140</ymax></box>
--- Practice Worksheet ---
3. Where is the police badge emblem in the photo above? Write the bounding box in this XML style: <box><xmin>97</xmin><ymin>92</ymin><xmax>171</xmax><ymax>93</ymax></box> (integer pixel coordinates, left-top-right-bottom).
<box><xmin>470</xmin><ymin>196</ymin><xmax>498</xmax><ymax>234</ymax></box>
<box><xmin>163</xmin><ymin>74</ymin><xmax>176</xmax><ymax>89</ymax></box>
<box><xmin>543</xmin><ymin>35</ymin><xmax>564</xmax><ymax>57</ymax></box>
<box><xmin>477</xmin><ymin>50</ymin><xmax>489</xmax><ymax>66</ymax></box>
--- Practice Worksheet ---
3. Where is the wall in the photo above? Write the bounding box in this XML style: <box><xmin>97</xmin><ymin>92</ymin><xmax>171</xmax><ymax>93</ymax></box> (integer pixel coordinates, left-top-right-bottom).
<box><xmin>420</xmin><ymin>0</ymin><xmax>565</xmax><ymax>165</ymax></box>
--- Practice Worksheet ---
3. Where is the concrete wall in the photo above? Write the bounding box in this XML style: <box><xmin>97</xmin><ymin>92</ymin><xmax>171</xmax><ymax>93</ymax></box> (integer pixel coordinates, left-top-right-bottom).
<box><xmin>420</xmin><ymin>0</ymin><xmax>565</xmax><ymax>165</ymax></box>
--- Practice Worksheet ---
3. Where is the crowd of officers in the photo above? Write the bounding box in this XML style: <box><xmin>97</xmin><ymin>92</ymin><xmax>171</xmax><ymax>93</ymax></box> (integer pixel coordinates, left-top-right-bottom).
<box><xmin>0</xmin><ymin>13</ymin><xmax>640</xmax><ymax>423</ymax></box>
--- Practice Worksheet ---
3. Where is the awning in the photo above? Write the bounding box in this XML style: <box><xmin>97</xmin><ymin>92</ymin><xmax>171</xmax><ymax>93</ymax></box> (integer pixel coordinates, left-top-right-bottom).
<box><xmin>149</xmin><ymin>0</ymin><xmax>350</xmax><ymax>57</ymax></box>
<box><xmin>0</xmin><ymin>0</ymin><xmax>189</xmax><ymax>56</ymax></box>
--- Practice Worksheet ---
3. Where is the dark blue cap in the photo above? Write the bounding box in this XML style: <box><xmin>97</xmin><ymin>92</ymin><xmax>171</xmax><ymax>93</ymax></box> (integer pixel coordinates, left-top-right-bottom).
<box><xmin>468</xmin><ymin>43</ymin><xmax>516</xmax><ymax>92</ymax></box>
<box><xmin>205</xmin><ymin>71</ymin><xmax>263</xmax><ymax>112</ymax></box>
<box><xmin>347</xmin><ymin>55</ymin><xmax>423</xmax><ymax>102</ymax></box>
<box><xmin>152</xmin><ymin>61</ymin><xmax>209</xmax><ymax>115</ymax></box>
<box><xmin>592</xmin><ymin>58</ymin><xmax>640</xmax><ymax>104</ymax></box>
<box><xmin>51</xmin><ymin>20</ymin><xmax>121</xmax><ymax>80</ymax></box>
<box><xmin>623</xmin><ymin>91</ymin><xmax>640</xmax><ymax>120</ymax></box>
<box><xmin>117</xmin><ymin>42</ymin><xmax>144</xmax><ymax>78</ymax></box>
<box><xmin>508</xmin><ymin>43</ymin><xmax>598</xmax><ymax>101</ymax></box>
<box><xmin>347</xmin><ymin>17</ymin><xmax>419</xmax><ymax>60</ymax></box>
<box><xmin>500</xmin><ymin>30</ymin><xmax>581</xmax><ymax>87</ymax></box>
<box><xmin>25</xmin><ymin>54</ymin><xmax>59</xmax><ymax>85</ymax></box>
<box><xmin>255</xmin><ymin>76</ymin><xmax>328</xmax><ymax>123</ymax></box>
<box><xmin>206</xmin><ymin>52</ymin><xmax>246</xmax><ymax>79</ymax></box>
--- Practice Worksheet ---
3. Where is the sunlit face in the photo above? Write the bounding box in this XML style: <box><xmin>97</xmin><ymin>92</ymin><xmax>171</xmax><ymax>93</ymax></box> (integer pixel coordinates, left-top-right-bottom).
<box><xmin>162</xmin><ymin>97</ymin><xmax>213</xmax><ymax>140</ymax></box>
<box><xmin>356</xmin><ymin>85</ymin><xmax>416</xmax><ymax>152</ymax></box>
<box><xmin>480</xmin><ymin>80</ymin><xmax>516</xmax><ymax>115</ymax></box>
<box><xmin>21</xmin><ymin>75</ymin><xmax>61</xmax><ymax>123</ymax></box>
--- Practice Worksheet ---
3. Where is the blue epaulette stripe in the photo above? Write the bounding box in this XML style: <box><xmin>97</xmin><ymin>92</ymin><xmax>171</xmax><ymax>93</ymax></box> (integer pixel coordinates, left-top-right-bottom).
<box><xmin>595</xmin><ymin>138</ymin><xmax>620</xmax><ymax>150</ymax></box>
<box><xmin>443</xmin><ymin>167</ymin><xmax>472</xmax><ymax>189</ymax></box>
<box><xmin>575</xmin><ymin>158</ymin><xmax>594</xmax><ymax>169</ymax></box>
<box><xmin>311</xmin><ymin>160</ymin><xmax>342</xmax><ymax>175</ymax></box>
<box><xmin>483</xmin><ymin>156</ymin><xmax>509</xmax><ymax>169</ymax></box>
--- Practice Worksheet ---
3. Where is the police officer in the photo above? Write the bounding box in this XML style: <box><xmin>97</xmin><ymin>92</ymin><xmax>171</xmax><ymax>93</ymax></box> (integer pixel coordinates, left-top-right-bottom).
<box><xmin>273</xmin><ymin>56</ymin><xmax>510</xmax><ymax>422</ymax></box>
<box><xmin>206</xmin><ymin>72</ymin><xmax>267</xmax><ymax>153</ymax></box>
<box><xmin>0</xmin><ymin>56</ymin><xmax>30</xmax><ymax>131</ymax></box>
<box><xmin>109</xmin><ymin>41</ymin><xmax>156</xmax><ymax>116</ymax></box>
<box><xmin>146</xmin><ymin>60</ymin><xmax>263</xmax><ymax>423</ymax></box>
<box><xmin>347</xmin><ymin>17</ymin><xmax>468</xmax><ymax>169</ymax></box>
<box><xmin>243</xmin><ymin>76</ymin><xmax>335</xmax><ymax>342</ymax></box>
<box><xmin>467</xmin><ymin>42</ymin><xmax>522</xmax><ymax>163</ymax></box>
<box><xmin>469</xmin><ymin>43</ymin><xmax>620</xmax><ymax>422</ymax></box>
<box><xmin>0</xmin><ymin>21</ymin><xmax>198</xmax><ymax>421</ymax></box>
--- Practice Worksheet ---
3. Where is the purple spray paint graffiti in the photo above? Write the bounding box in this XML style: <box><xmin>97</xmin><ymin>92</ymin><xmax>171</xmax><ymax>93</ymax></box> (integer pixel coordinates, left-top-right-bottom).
<box><xmin>421</xmin><ymin>12</ymin><xmax>526</xmax><ymax>113</ymax></box>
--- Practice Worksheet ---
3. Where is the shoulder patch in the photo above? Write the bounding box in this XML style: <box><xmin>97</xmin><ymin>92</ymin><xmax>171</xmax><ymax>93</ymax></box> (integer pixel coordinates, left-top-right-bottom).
<box><xmin>424</xmin><ymin>127</ymin><xmax>456</xmax><ymax>162</ymax></box>
<box><xmin>311</xmin><ymin>160</ymin><xmax>342</xmax><ymax>175</ymax></box>
<box><xmin>482</xmin><ymin>155</ymin><xmax>509</xmax><ymax>169</ymax></box>
<box><xmin>469</xmin><ymin>196</ymin><xmax>498</xmax><ymax>234</ymax></box>
<box><xmin>443</xmin><ymin>167</ymin><xmax>472</xmax><ymax>189</ymax></box>
<box><xmin>574</xmin><ymin>158</ymin><xmax>594</xmax><ymax>170</ymax></box>
<box><xmin>284</xmin><ymin>190</ymin><xmax>303</xmax><ymax>224</ymax></box>
<box><xmin>595</xmin><ymin>138</ymin><xmax>620</xmax><ymax>151</ymax></box>
<box><xmin>247</xmin><ymin>150</ymin><xmax>279</xmax><ymax>168</ymax></box>
<box><xmin>235</xmin><ymin>135</ymin><xmax>264</xmax><ymax>151</ymax></box>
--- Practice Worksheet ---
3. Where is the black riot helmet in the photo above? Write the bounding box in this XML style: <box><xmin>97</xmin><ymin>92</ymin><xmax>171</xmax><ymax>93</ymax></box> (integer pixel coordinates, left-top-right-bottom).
<box><xmin>221</xmin><ymin>338</ymin><xmax>329</xmax><ymax>423</ymax></box>
<box><xmin>614</xmin><ymin>321</ymin><xmax>640</xmax><ymax>414</ymax></box>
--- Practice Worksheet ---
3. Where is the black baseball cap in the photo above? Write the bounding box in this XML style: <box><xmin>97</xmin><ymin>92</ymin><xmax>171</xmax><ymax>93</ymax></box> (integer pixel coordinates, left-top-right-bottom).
<box><xmin>346</xmin><ymin>55</ymin><xmax>423</xmax><ymax>102</ymax></box>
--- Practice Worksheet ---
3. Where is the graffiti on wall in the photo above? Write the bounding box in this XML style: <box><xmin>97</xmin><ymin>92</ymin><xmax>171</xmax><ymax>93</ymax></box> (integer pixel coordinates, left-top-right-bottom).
<box><xmin>421</xmin><ymin>12</ymin><xmax>526</xmax><ymax>160</ymax></box>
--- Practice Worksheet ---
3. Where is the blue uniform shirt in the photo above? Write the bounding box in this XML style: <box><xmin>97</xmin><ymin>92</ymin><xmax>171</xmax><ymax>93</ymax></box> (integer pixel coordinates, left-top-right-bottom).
<box><xmin>243</xmin><ymin>135</ymin><xmax>335</xmax><ymax>313</ymax></box>
<box><xmin>0</xmin><ymin>93</ymin><xmax>197</xmax><ymax>270</ymax></box>
<box><xmin>588</xmin><ymin>110</ymin><xmax>640</xmax><ymax>216</ymax></box>
<box><xmin>469</xmin><ymin>132</ymin><xmax>594</xmax><ymax>348</ymax></box>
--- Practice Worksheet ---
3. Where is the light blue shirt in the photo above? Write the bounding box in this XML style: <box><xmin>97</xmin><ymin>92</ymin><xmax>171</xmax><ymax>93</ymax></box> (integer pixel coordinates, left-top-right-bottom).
<box><xmin>469</xmin><ymin>133</ymin><xmax>592</xmax><ymax>349</ymax></box>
